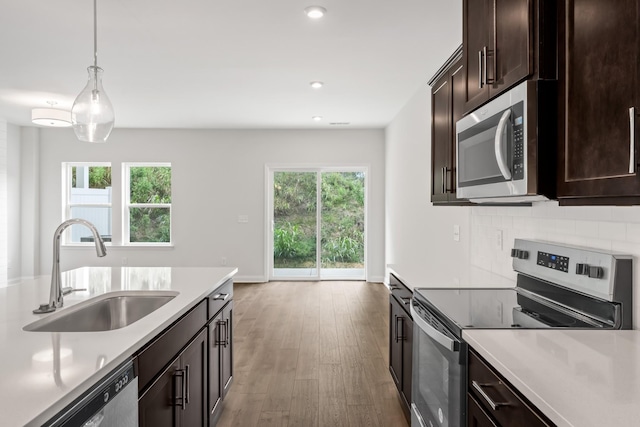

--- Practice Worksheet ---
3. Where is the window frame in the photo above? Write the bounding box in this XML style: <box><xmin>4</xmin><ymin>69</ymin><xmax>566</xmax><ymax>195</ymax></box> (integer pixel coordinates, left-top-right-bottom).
<box><xmin>62</xmin><ymin>162</ymin><xmax>113</xmax><ymax>245</ymax></box>
<box><xmin>123</xmin><ymin>162</ymin><xmax>172</xmax><ymax>246</ymax></box>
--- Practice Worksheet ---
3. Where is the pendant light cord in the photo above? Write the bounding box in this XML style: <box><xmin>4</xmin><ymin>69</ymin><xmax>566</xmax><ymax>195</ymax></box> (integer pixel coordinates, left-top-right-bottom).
<box><xmin>93</xmin><ymin>0</ymin><xmax>98</xmax><ymax>68</ymax></box>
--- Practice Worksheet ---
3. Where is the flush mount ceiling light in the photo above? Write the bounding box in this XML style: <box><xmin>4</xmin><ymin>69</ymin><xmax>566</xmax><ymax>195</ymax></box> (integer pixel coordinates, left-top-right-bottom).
<box><xmin>304</xmin><ymin>6</ymin><xmax>327</xmax><ymax>19</ymax></box>
<box><xmin>31</xmin><ymin>101</ymin><xmax>72</xmax><ymax>127</ymax></box>
<box><xmin>312</xmin><ymin>116</ymin><xmax>323</xmax><ymax>121</ymax></box>
<box><xmin>310</xmin><ymin>81</ymin><xmax>324</xmax><ymax>89</ymax></box>
<box><xmin>71</xmin><ymin>0</ymin><xmax>114</xmax><ymax>143</ymax></box>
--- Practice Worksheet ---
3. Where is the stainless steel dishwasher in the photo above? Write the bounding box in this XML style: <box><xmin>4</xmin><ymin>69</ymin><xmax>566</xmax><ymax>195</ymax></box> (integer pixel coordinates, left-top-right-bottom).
<box><xmin>44</xmin><ymin>359</ymin><xmax>138</xmax><ymax>427</ymax></box>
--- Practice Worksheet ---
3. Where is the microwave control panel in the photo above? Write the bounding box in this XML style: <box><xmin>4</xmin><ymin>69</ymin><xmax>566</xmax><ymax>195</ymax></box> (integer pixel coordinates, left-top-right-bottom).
<box><xmin>512</xmin><ymin>101</ymin><xmax>525</xmax><ymax>180</ymax></box>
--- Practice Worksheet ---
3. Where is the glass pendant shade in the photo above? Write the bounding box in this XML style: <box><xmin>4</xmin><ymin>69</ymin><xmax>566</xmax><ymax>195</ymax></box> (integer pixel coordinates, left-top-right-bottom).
<box><xmin>71</xmin><ymin>66</ymin><xmax>114</xmax><ymax>143</ymax></box>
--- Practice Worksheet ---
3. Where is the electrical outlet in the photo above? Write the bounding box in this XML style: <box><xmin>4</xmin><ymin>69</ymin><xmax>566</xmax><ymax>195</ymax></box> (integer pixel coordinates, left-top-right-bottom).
<box><xmin>221</xmin><ymin>257</ymin><xmax>227</xmax><ymax>266</ymax></box>
<box><xmin>496</xmin><ymin>229</ymin><xmax>503</xmax><ymax>250</ymax></box>
<box><xmin>453</xmin><ymin>225</ymin><xmax>460</xmax><ymax>241</ymax></box>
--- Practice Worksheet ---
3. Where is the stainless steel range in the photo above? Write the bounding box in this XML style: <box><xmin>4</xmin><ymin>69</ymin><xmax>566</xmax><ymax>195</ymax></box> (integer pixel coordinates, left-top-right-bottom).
<box><xmin>409</xmin><ymin>239</ymin><xmax>633</xmax><ymax>427</ymax></box>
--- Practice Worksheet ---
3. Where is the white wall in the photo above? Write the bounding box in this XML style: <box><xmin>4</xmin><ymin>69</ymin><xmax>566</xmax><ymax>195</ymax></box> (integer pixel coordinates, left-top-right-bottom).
<box><xmin>7</xmin><ymin>124</ymin><xmax>21</xmax><ymax>284</ymax></box>
<box><xmin>0</xmin><ymin>120</ymin><xmax>6</xmax><ymax>287</ymax></box>
<box><xmin>385</xmin><ymin>81</ymin><xmax>471</xmax><ymax>285</ymax></box>
<box><xmin>36</xmin><ymin>128</ymin><xmax>386</xmax><ymax>283</ymax></box>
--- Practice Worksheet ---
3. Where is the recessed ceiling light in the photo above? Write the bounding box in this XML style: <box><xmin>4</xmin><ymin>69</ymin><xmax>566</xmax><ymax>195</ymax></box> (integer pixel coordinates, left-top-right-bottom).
<box><xmin>312</xmin><ymin>116</ymin><xmax>323</xmax><ymax>121</ymax></box>
<box><xmin>310</xmin><ymin>81</ymin><xmax>324</xmax><ymax>89</ymax></box>
<box><xmin>304</xmin><ymin>6</ymin><xmax>326</xmax><ymax>19</ymax></box>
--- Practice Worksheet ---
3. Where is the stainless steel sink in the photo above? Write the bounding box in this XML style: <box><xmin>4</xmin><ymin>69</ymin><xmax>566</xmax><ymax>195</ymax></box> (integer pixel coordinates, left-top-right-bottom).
<box><xmin>24</xmin><ymin>291</ymin><xmax>179</xmax><ymax>332</ymax></box>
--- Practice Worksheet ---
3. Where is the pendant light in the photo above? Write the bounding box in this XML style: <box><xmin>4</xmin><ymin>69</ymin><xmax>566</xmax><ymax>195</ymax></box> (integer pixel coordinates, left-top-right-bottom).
<box><xmin>71</xmin><ymin>0</ymin><xmax>114</xmax><ymax>143</ymax></box>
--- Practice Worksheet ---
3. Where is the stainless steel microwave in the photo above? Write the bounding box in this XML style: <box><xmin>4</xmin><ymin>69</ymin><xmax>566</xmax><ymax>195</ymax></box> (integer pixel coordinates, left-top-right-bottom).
<box><xmin>456</xmin><ymin>80</ymin><xmax>556</xmax><ymax>203</ymax></box>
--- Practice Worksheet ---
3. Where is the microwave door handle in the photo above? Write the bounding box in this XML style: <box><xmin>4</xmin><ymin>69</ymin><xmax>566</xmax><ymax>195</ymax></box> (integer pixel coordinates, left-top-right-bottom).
<box><xmin>495</xmin><ymin>109</ymin><xmax>512</xmax><ymax>180</ymax></box>
<box><xmin>410</xmin><ymin>300</ymin><xmax>459</xmax><ymax>352</ymax></box>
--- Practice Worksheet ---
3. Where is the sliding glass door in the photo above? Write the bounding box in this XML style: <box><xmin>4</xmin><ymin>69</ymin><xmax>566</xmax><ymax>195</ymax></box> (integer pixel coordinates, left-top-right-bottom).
<box><xmin>270</xmin><ymin>169</ymin><xmax>366</xmax><ymax>280</ymax></box>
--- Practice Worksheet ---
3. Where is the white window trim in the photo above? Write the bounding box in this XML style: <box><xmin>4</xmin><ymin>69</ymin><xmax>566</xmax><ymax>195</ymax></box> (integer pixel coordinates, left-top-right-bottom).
<box><xmin>62</xmin><ymin>162</ymin><xmax>112</xmax><ymax>246</ymax></box>
<box><xmin>123</xmin><ymin>162</ymin><xmax>172</xmax><ymax>246</ymax></box>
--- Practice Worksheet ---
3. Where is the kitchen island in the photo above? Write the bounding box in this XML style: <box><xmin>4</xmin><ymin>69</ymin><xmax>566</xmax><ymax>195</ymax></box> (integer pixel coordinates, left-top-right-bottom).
<box><xmin>0</xmin><ymin>266</ymin><xmax>237</xmax><ymax>427</ymax></box>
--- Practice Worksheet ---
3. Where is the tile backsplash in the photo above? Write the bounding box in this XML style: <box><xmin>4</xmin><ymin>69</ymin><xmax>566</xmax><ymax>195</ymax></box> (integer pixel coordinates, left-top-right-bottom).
<box><xmin>470</xmin><ymin>201</ymin><xmax>640</xmax><ymax>327</ymax></box>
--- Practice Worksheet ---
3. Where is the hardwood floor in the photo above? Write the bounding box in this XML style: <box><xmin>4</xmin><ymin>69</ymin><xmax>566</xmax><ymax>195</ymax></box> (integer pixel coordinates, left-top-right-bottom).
<box><xmin>216</xmin><ymin>281</ymin><xmax>409</xmax><ymax>427</ymax></box>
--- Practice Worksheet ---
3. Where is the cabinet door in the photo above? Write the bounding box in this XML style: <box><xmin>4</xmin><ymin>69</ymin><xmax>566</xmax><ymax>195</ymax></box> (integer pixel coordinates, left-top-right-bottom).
<box><xmin>220</xmin><ymin>301</ymin><xmax>234</xmax><ymax>398</ymax></box>
<box><xmin>450</xmin><ymin>61</ymin><xmax>466</xmax><ymax>199</ymax></box>
<box><xmin>558</xmin><ymin>0</ymin><xmax>640</xmax><ymax>202</ymax></box>
<box><xmin>432</xmin><ymin>73</ymin><xmax>452</xmax><ymax>203</ymax></box>
<box><xmin>388</xmin><ymin>296</ymin><xmax>403</xmax><ymax>389</ymax></box>
<box><xmin>209</xmin><ymin>312</ymin><xmax>223</xmax><ymax>424</ymax></box>
<box><xmin>463</xmin><ymin>0</ymin><xmax>492</xmax><ymax>112</ymax></box>
<box><xmin>492</xmin><ymin>0</ymin><xmax>533</xmax><ymax>94</ymax></box>
<box><xmin>401</xmin><ymin>315</ymin><xmax>413</xmax><ymax>410</ymax></box>
<box><xmin>468</xmin><ymin>394</ymin><xmax>498</xmax><ymax>427</ymax></box>
<box><xmin>139</xmin><ymin>359</ymin><xmax>181</xmax><ymax>427</ymax></box>
<box><xmin>181</xmin><ymin>329</ymin><xmax>208</xmax><ymax>427</ymax></box>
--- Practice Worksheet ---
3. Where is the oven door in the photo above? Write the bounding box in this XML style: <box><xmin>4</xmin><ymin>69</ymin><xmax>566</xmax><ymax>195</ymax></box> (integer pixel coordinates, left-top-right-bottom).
<box><xmin>410</xmin><ymin>301</ymin><xmax>466</xmax><ymax>427</ymax></box>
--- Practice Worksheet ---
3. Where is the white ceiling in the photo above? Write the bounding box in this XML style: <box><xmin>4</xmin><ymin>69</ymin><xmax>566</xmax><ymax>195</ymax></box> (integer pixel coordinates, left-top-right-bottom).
<box><xmin>0</xmin><ymin>0</ymin><xmax>461</xmax><ymax>129</ymax></box>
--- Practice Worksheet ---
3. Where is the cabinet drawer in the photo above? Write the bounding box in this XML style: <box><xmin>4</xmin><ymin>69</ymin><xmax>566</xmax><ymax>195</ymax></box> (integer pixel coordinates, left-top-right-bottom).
<box><xmin>208</xmin><ymin>279</ymin><xmax>233</xmax><ymax>319</ymax></box>
<box><xmin>137</xmin><ymin>299</ymin><xmax>207</xmax><ymax>393</ymax></box>
<box><xmin>468</xmin><ymin>350</ymin><xmax>554</xmax><ymax>427</ymax></box>
<box><xmin>389</xmin><ymin>274</ymin><xmax>412</xmax><ymax>308</ymax></box>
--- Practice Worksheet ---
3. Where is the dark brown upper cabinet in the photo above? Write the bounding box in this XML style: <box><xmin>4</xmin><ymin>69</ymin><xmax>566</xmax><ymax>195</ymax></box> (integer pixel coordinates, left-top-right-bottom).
<box><xmin>463</xmin><ymin>0</ymin><xmax>555</xmax><ymax>114</ymax></box>
<box><xmin>557</xmin><ymin>0</ymin><xmax>640</xmax><ymax>205</ymax></box>
<box><xmin>430</xmin><ymin>47</ymin><xmax>468</xmax><ymax>204</ymax></box>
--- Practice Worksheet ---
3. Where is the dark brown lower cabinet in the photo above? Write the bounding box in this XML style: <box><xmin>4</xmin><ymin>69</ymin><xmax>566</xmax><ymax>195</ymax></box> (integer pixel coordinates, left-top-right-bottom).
<box><xmin>138</xmin><ymin>279</ymin><xmax>234</xmax><ymax>427</ymax></box>
<box><xmin>209</xmin><ymin>299</ymin><xmax>234</xmax><ymax>425</ymax></box>
<box><xmin>468</xmin><ymin>350</ymin><xmax>554</xmax><ymax>427</ymax></box>
<box><xmin>139</xmin><ymin>329</ymin><xmax>208</xmax><ymax>427</ymax></box>
<box><xmin>388</xmin><ymin>274</ymin><xmax>413</xmax><ymax>421</ymax></box>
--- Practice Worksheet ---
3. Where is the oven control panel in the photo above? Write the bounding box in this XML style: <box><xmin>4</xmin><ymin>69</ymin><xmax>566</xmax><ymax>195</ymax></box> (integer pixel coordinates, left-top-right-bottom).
<box><xmin>537</xmin><ymin>251</ymin><xmax>569</xmax><ymax>273</ymax></box>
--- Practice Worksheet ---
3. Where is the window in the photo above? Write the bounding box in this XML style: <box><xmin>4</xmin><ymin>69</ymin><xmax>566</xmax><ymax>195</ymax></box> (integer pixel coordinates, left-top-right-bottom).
<box><xmin>124</xmin><ymin>163</ymin><xmax>172</xmax><ymax>244</ymax></box>
<box><xmin>64</xmin><ymin>163</ymin><xmax>112</xmax><ymax>243</ymax></box>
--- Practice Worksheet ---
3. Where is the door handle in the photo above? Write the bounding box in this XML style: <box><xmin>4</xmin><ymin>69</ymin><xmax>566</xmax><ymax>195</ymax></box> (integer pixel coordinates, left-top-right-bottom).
<box><xmin>395</xmin><ymin>315</ymin><xmax>404</xmax><ymax>342</ymax></box>
<box><xmin>216</xmin><ymin>320</ymin><xmax>227</xmax><ymax>346</ymax></box>
<box><xmin>173</xmin><ymin>369</ymin><xmax>186</xmax><ymax>410</ymax></box>
<box><xmin>478</xmin><ymin>50</ymin><xmax>484</xmax><ymax>89</ymax></box>
<box><xmin>483</xmin><ymin>46</ymin><xmax>489</xmax><ymax>85</ymax></box>
<box><xmin>185</xmin><ymin>364</ymin><xmax>190</xmax><ymax>404</ymax></box>
<box><xmin>441</xmin><ymin>167</ymin><xmax>446</xmax><ymax>193</ymax></box>
<box><xmin>494</xmin><ymin>109</ymin><xmax>512</xmax><ymax>180</ymax></box>
<box><xmin>225</xmin><ymin>317</ymin><xmax>230</xmax><ymax>347</ymax></box>
<box><xmin>630</xmin><ymin>107</ymin><xmax>636</xmax><ymax>174</ymax></box>
<box><xmin>472</xmin><ymin>381</ymin><xmax>510</xmax><ymax>410</ymax></box>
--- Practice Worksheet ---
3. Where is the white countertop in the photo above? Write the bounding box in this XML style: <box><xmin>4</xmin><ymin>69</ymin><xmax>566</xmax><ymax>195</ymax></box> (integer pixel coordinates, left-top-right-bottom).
<box><xmin>464</xmin><ymin>329</ymin><xmax>640</xmax><ymax>427</ymax></box>
<box><xmin>0</xmin><ymin>266</ymin><xmax>237</xmax><ymax>427</ymax></box>
<box><xmin>387</xmin><ymin>264</ymin><xmax>515</xmax><ymax>290</ymax></box>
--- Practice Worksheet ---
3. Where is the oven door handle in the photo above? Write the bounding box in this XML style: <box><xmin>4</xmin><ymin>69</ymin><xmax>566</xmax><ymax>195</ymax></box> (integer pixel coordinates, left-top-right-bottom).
<box><xmin>410</xmin><ymin>300</ymin><xmax>459</xmax><ymax>352</ymax></box>
<box><xmin>494</xmin><ymin>109</ymin><xmax>512</xmax><ymax>180</ymax></box>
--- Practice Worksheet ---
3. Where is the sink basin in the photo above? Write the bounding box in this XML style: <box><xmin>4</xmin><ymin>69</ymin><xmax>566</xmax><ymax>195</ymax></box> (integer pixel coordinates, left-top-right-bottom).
<box><xmin>23</xmin><ymin>291</ymin><xmax>179</xmax><ymax>332</ymax></box>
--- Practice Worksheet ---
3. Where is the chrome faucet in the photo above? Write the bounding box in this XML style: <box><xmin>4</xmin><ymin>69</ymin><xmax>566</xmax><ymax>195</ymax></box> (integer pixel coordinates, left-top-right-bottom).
<box><xmin>34</xmin><ymin>219</ymin><xmax>107</xmax><ymax>314</ymax></box>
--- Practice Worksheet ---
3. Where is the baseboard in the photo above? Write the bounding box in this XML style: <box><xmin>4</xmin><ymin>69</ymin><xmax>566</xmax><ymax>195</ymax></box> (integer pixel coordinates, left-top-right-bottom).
<box><xmin>233</xmin><ymin>275</ymin><xmax>268</xmax><ymax>283</ymax></box>
<box><xmin>367</xmin><ymin>275</ymin><xmax>384</xmax><ymax>284</ymax></box>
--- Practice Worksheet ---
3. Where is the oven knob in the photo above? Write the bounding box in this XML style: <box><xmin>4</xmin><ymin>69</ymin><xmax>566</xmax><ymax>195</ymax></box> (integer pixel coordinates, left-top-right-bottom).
<box><xmin>576</xmin><ymin>263</ymin><xmax>589</xmax><ymax>275</ymax></box>
<box><xmin>511</xmin><ymin>249</ymin><xmax>529</xmax><ymax>259</ymax></box>
<box><xmin>588</xmin><ymin>266</ymin><xmax>604</xmax><ymax>279</ymax></box>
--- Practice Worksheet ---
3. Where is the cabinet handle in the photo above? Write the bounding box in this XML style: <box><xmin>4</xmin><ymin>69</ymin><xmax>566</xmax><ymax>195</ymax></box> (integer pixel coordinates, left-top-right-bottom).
<box><xmin>389</xmin><ymin>285</ymin><xmax>400</xmax><ymax>291</ymax></box>
<box><xmin>492</xmin><ymin>0</ymin><xmax>497</xmax><ymax>84</ymax></box>
<box><xmin>441</xmin><ymin>167</ymin><xmax>446</xmax><ymax>193</ymax></box>
<box><xmin>212</xmin><ymin>293</ymin><xmax>229</xmax><ymax>301</ymax></box>
<box><xmin>225</xmin><ymin>317</ymin><xmax>230</xmax><ymax>347</ymax></box>
<box><xmin>216</xmin><ymin>320</ymin><xmax>227</xmax><ymax>346</ymax></box>
<box><xmin>478</xmin><ymin>50</ymin><xmax>484</xmax><ymax>89</ymax></box>
<box><xmin>173</xmin><ymin>369</ymin><xmax>186</xmax><ymax>410</ymax></box>
<box><xmin>395</xmin><ymin>315</ymin><xmax>404</xmax><ymax>342</ymax></box>
<box><xmin>483</xmin><ymin>46</ymin><xmax>489</xmax><ymax>85</ymax></box>
<box><xmin>630</xmin><ymin>107</ymin><xmax>636</xmax><ymax>174</ymax></box>
<box><xmin>400</xmin><ymin>296</ymin><xmax>411</xmax><ymax>305</ymax></box>
<box><xmin>471</xmin><ymin>381</ymin><xmax>509</xmax><ymax>411</ymax></box>
<box><xmin>185</xmin><ymin>364</ymin><xmax>190</xmax><ymax>404</ymax></box>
